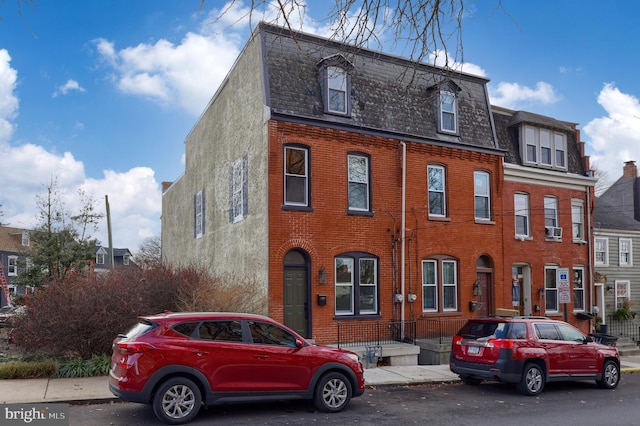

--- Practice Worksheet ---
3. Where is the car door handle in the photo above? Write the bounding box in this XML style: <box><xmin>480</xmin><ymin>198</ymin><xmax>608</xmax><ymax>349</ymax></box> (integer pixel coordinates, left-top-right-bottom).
<box><xmin>255</xmin><ymin>354</ymin><xmax>269</xmax><ymax>360</ymax></box>
<box><xmin>193</xmin><ymin>351</ymin><xmax>209</xmax><ymax>356</ymax></box>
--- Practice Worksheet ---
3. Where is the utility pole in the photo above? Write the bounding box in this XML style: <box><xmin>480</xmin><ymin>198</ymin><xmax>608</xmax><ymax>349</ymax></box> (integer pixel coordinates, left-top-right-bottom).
<box><xmin>105</xmin><ymin>195</ymin><xmax>114</xmax><ymax>269</ymax></box>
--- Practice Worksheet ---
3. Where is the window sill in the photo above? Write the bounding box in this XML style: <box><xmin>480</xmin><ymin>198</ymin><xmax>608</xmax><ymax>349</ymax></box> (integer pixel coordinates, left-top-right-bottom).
<box><xmin>428</xmin><ymin>215</ymin><xmax>451</xmax><ymax>222</ymax></box>
<box><xmin>333</xmin><ymin>313</ymin><xmax>382</xmax><ymax>320</ymax></box>
<box><xmin>514</xmin><ymin>235</ymin><xmax>531</xmax><ymax>241</ymax></box>
<box><xmin>474</xmin><ymin>219</ymin><xmax>495</xmax><ymax>225</ymax></box>
<box><xmin>347</xmin><ymin>210</ymin><xmax>374</xmax><ymax>217</ymax></box>
<box><xmin>545</xmin><ymin>237</ymin><xmax>563</xmax><ymax>242</ymax></box>
<box><xmin>282</xmin><ymin>205</ymin><xmax>314</xmax><ymax>212</ymax></box>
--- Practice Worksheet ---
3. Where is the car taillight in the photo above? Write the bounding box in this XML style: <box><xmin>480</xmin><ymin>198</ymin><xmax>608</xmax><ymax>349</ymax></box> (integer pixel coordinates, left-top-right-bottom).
<box><xmin>453</xmin><ymin>336</ymin><xmax>464</xmax><ymax>345</ymax></box>
<box><xmin>117</xmin><ymin>342</ymin><xmax>155</xmax><ymax>354</ymax></box>
<box><xmin>489</xmin><ymin>339</ymin><xmax>514</xmax><ymax>350</ymax></box>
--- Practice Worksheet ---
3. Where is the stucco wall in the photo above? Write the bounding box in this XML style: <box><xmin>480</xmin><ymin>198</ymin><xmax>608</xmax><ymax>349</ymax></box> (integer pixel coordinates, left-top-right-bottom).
<box><xmin>161</xmin><ymin>32</ymin><xmax>269</xmax><ymax>313</ymax></box>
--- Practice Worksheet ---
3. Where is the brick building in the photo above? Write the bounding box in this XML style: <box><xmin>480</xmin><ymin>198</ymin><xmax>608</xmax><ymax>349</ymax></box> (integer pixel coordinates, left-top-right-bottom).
<box><xmin>161</xmin><ymin>23</ymin><xmax>595</xmax><ymax>347</ymax></box>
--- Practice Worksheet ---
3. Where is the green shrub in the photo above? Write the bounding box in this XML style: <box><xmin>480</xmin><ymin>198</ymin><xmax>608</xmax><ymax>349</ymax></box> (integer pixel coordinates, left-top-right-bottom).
<box><xmin>0</xmin><ymin>359</ymin><xmax>58</xmax><ymax>379</ymax></box>
<box><xmin>54</xmin><ymin>354</ymin><xmax>111</xmax><ymax>378</ymax></box>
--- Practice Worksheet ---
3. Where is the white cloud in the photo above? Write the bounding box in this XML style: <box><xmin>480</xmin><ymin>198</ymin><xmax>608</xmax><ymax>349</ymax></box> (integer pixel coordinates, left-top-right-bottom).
<box><xmin>583</xmin><ymin>83</ymin><xmax>640</xmax><ymax>181</ymax></box>
<box><xmin>0</xmin><ymin>140</ymin><xmax>161</xmax><ymax>251</ymax></box>
<box><xmin>0</xmin><ymin>49</ymin><xmax>19</xmax><ymax>143</ymax></box>
<box><xmin>489</xmin><ymin>81</ymin><xmax>559</xmax><ymax>109</ymax></box>
<box><xmin>52</xmin><ymin>79</ymin><xmax>86</xmax><ymax>98</ymax></box>
<box><xmin>428</xmin><ymin>50</ymin><xmax>488</xmax><ymax>77</ymax></box>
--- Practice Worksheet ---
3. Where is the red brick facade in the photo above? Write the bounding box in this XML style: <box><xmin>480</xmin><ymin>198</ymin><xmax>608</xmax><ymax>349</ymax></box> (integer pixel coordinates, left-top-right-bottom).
<box><xmin>267</xmin><ymin>121</ymin><xmax>506</xmax><ymax>343</ymax></box>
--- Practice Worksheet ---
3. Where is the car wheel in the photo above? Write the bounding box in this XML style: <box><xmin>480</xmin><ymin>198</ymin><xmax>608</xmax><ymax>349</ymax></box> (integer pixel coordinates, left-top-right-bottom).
<box><xmin>597</xmin><ymin>360</ymin><xmax>620</xmax><ymax>389</ymax></box>
<box><xmin>517</xmin><ymin>362</ymin><xmax>544</xmax><ymax>396</ymax></box>
<box><xmin>152</xmin><ymin>377</ymin><xmax>202</xmax><ymax>425</ymax></box>
<box><xmin>314</xmin><ymin>372</ymin><xmax>352</xmax><ymax>413</ymax></box>
<box><xmin>460</xmin><ymin>375</ymin><xmax>482</xmax><ymax>385</ymax></box>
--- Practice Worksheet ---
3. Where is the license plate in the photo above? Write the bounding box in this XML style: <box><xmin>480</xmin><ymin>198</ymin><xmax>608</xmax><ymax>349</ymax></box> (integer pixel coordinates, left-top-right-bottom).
<box><xmin>467</xmin><ymin>345</ymin><xmax>480</xmax><ymax>354</ymax></box>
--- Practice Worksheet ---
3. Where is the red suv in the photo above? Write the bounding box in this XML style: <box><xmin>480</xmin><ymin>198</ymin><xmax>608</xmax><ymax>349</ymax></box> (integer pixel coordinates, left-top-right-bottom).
<box><xmin>450</xmin><ymin>316</ymin><xmax>620</xmax><ymax>395</ymax></box>
<box><xmin>109</xmin><ymin>312</ymin><xmax>365</xmax><ymax>424</ymax></box>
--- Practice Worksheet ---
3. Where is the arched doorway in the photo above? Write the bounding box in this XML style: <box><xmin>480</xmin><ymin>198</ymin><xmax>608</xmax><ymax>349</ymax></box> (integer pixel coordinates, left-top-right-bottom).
<box><xmin>283</xmin><ymin>249</ymin><xmax>310</xmax><ymax>338</ymax></box>
<box><xmin>475</xmin><ymin>255</ymin><xmax>494</xmax><ymax>317</ymax></box>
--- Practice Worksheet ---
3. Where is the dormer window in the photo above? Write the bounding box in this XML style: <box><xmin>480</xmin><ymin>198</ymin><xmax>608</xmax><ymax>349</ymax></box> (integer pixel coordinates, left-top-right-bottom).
<box><xmin>318</xmin><ymin>54</ymin><xmax>353</xmax><ymax>116</ymax></box>
<box><xmin>21</xmin><ymin>232</ymin><xmax>30</xmax><ymax>246</ymax></box>
<box><xmin>439</xmin><ymin>90</ymin><xmax>457</xmax><ymax>133</ymax></box>
<box><xmin>432</xmin><ymin>80</ymin><xmax>460</xmax><ymax>135</ymax></box>
<box><xmin>328</xmin><ymin>66</ymin><xmax>347</xmax><ymax>114</ymax></box>
<box><xmin>522</xmin><ymin>125</ymin><xmax>567</xmax><ymax>170</ymax></box>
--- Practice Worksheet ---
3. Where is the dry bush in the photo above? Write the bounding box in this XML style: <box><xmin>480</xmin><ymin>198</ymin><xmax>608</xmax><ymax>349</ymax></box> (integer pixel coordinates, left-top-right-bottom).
<box><xmin>11</xmin><ymin>264</ymin><xmax>267</xmax><ymax>359</ymax></box>
<box><xmin>175</xmin><ymin>265</ymin><xmax>267</xmax><ymax>315</ymax></box>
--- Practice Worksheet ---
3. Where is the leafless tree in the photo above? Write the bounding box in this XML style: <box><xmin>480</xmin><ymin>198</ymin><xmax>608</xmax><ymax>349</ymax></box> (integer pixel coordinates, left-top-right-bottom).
<box><xmin>135</xmin><ymin>235</ymin><xmax>162</xmax><ymax>268</ymax></box>
<box><xmin>205</xmin><ymin>0</ymin><xmax>507</xmax><ymax>66</ymax></box>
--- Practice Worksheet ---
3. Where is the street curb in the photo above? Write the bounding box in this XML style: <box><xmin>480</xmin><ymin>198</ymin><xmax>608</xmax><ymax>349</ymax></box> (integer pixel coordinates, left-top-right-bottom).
<box><xmin>621</xmin><ymin>367</ymin><xmax>640</xmax><ymax>374</ymax></box>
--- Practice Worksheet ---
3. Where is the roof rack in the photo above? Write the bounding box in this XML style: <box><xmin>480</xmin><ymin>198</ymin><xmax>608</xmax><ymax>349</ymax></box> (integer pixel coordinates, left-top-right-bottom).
<box><xmin>512</xmin><ymin>316</ymin><xmax>551</xmax><ymax>320</ymax></box>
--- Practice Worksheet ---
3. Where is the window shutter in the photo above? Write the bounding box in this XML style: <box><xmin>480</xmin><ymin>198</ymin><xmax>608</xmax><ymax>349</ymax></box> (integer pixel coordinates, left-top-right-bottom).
<box><xmin>194</xmin><ymin>193</ymin><xmax>197</xmax><ymax>238</ymax></box>
<box><xmin>229</xmin><ymin>165</ymin><xmax>234</xmax><ymax>223</ymax></box>
<box><xmin>242</xmin><ymin>155</ymin><xmax>249</xmax><ymax>216</ymax></box>
<box><xmin>201</xmin><ymin>189</ymin><xmax>205</xmax><ymax>235</ymax></box>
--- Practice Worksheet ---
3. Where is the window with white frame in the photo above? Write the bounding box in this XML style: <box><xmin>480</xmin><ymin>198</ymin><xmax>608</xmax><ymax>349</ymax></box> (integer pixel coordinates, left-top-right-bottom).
<box><xmin>123</xmin><ymin>254</ymin><xmax>130</xmax><ymax>266</ymax></box>
<box><xmin>194</xmin><ymin>190</ymin><xmax>204</xmax><ymax>239</ymax></box>
<box><xmin>335</xmin><ymin>253</ymin><xmax>378</xmax><ymax>316</ymax></box>
<box><xmin>439</xmin><ymin>90</ymin><xmax>457</xmax><ymax>133</ymax></box>
<box><xmin>573</xmin><ymin>267</ymin><xmax>585</xmax><ymax>311</ymax></box>
<box><xmin>326</xmin><ymin>66</ymin><xmax>349</xmax><ymax>114</ymax></box>
<box><xmin>514</xmin><ymin>193</ymin><xmax>530</xmax><ymax>237</ymax></box>
<box><xmin>21</xmin><ymin>232</ymin><xmax>29</xmax><ymax>246</ymax></box>
<box><xmin>428</xmin><ymin>165</ymin><xmax>446</xmax><ymax>216</ymax></box>
<box><xmin>545</xmin><ymin>265</ymin><xmax>559</xmax><ymax>312</ymax></box>
<box><xmin>555</xmin><ymin>133</ymin><xmax>566</xmax><ymax>167</ymax></box>
<box><xmin>614</xmin><ymin>280</ymin><xmax>630</xmax><ymax>309</ymax></box>
<box><xmin>474</xmin><ymin>171</ymin><xmax>491</xmax><ymax>220</ymax></box>
<box><xmin>544</xmin><ymin>196</ymin><xmax>558</xmax><ymax>230</ymax></box>
<box><xmin>522</xmin><ymin>125</ymin><xmax>567</xmax><ymax>170</ymax></box>
<box><xmin>284</xmin><ymin>146</ymin><xmax>309</xmax><ymax>207</ymax></box>
<box><xmin>230</xmin><ymin>156</ymin><xmax>248</xmax><ymax>223</ymax></box>
<box><xmin>595</xmin><ymin>237</ymin><xmax>609</xmax><ymax>265</ymax></box>
<box><xmin>422</xmin><ymin>258</ymin><xmax>458</xmax><ymax>312</ymax></box>
<box><xmin>96</xmin><ymin>252</ymin><xmax>105</xmax><ymax>265</ymax></box>
<box><xmin>619</xmin><ymin>238</ymin><xmax>632</xmax><ymax>266</ymax></box>
<box><xmin>571</xmin><ymin>201</ymin><xmax>584</xmax><ymax>240</ymax></box>
<box><xmin>348</xmin><ymin>154</ymin><xmax>370</xmax><ymax>212</ymax></box>
<box><xmin>8</xmin><ymin>256</ymin><xmax>18</xmax><ymax>276</ymax></box>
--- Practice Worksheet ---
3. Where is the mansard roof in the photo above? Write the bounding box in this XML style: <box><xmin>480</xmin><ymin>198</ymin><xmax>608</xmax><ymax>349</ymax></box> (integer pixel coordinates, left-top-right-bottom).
<box><xmin>258</xmin><ymin>22</ymin><xmax>500</xmax><ymax>153</ymax></box>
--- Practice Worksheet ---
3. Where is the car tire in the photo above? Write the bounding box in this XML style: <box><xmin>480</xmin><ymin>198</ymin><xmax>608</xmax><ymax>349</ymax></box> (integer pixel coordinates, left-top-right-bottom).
<box><xmin>597</xmin><ymin>359</ymin><xmax>620</xmax><ymax>389</ymax></box>
<box><xmin>517</xmin><ymin>362</ymin><xmax>545</xmax><ymax>396</ymax></box>
<box><xmin>152</xmin><ymin>377</ymin><xmax>202</xmax><ymax>425</ymax></box>
<box><xmin>313</xmin><ymin>372</ymin><xmax>352</xmax><ymax>413</ymax></box>
<box><xmin>460</xmin><ymin>375</ymin><xmax>482</xmax><ymax>385</ymax></box>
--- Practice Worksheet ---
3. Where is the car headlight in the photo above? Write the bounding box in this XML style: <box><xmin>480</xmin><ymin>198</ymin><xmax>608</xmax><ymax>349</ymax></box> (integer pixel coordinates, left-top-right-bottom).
<box><xmin>343</xmin><ymin>353</ymin><xmax>360</xmax><ymax>363</ymax></box>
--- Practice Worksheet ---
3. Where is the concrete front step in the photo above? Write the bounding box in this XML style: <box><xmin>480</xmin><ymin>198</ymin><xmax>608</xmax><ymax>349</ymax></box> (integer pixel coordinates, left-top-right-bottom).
<box><xmin>615</xmin><ymin>337</ymin><xmax>640</xmax><ymax>356</ymax></box>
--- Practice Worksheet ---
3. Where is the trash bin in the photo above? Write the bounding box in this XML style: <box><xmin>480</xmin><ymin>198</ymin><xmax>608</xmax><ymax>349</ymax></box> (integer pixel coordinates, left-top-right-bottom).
<box><xmin>598</xmin><ymin>324</ymin><xmax>608</xmax><ymax>335</ymax></box>
<box><xmin>589</xmin><ymin>333</ymin><xmax>618</xmax><ymax>347</ymax></box>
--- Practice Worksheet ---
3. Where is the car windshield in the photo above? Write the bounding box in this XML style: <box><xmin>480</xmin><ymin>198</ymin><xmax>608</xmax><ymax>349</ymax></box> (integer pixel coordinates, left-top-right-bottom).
<box><xmin>458</xmin><ymin>321</ymin><xmax>509</xmax><ymax>339</ymax></box>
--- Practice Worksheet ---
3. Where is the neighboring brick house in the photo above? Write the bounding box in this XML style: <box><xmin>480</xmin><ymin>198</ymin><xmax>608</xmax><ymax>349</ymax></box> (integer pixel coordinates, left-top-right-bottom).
<box><xmin>161</xmin><ymin>23</ymin><xmax>593</xmax><ymax>344</ymax></box>
<box><xmin>593</xmin><ymin>161</ymin><xmax>640</xmax><ymax>330</ymax></box>
<box><xmin>493</xmin><ymin>107</ymin><xmax>596</xmax><ymax>334</ymax></box>
<box><xmin>0</xmin><ymin>225</ymin><xmax>31</xmax><ymax>306</ymax></box>
<box><xmin>92</xmin><ymin>246</ymin><xmax>136</xmax><ymax>272</ymax></box>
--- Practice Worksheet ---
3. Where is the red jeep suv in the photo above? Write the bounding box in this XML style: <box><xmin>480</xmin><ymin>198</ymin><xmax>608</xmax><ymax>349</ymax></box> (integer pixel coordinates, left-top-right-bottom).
<box><xmin>109</xmin><ymin>312</ymin><xmax>365</xmax><ymax>424</ymax></box>
<box><xmin>450</xmin><ymin>316</ymin><xmax>620</xmax><ymax>395</ymax></box>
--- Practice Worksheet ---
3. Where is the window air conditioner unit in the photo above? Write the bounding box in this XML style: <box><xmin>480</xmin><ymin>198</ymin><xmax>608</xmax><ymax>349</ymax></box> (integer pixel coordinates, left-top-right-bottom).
<box><xmin>545</xmin><ymin>226</ymin><xmax>562</xmax><ymax>239</ymax></box>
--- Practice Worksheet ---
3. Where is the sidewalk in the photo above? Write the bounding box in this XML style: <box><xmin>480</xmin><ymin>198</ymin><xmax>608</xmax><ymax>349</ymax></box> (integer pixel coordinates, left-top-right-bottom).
<box><xmin>1</xmin><ymin>358</ymin><xmax>640</xmax><ymax>405</ymax></box>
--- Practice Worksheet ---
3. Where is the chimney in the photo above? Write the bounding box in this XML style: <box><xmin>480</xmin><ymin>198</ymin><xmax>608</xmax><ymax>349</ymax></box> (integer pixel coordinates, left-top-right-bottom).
<box><xmin>623</xmin><ymin>161</ymin><xmax>637</xmax><ymax>178</ymax></box>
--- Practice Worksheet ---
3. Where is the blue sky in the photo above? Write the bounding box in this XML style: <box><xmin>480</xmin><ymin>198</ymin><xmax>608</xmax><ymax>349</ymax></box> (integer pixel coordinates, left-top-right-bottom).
<box><xmin>1</xmin><ymin>0</ymin><xmax>639</xmax><ymax>253</ymax></box>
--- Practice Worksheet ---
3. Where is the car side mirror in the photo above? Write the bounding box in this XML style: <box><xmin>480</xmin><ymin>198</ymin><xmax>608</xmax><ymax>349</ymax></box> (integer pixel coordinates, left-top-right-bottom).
<box><xmin>295</xmin><ymin>338</ymin><xmax>304</xmax><ymax>348</ymax></box>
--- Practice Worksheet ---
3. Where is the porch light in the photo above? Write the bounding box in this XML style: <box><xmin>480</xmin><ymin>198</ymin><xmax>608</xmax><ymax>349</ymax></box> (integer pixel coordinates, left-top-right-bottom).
<box><xmin>319</xmin><ymin>266</ymin><xmax>328</xmax><ymax>284</ymax></box>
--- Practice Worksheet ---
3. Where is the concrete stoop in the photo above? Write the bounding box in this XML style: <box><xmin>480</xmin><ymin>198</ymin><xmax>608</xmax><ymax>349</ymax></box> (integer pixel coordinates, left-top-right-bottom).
<box><xmin>616</xmin><ymin>337</ymin><xmax>640</xmax><ymax>357</ymax></box>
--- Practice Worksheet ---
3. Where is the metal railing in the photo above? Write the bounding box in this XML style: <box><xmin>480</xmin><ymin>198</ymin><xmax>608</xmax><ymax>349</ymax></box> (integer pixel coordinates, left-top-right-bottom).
<box><xmin>336</xmin><ymin>318</ymin><xmax>467</xmax><ymax>348</ymax></box>
<box><xmin>415</xmin><ymin>318</ymin><xmax>467</xmax><ymax>344</ymax></box>
<box><xmin>336</xmin><ymin>320</ymin><xmax>416</xmax><ymax>348</ymax></box>
<box><xmin>604</xmin><ymin>316</ymin><xmax>640</xmax><ymax>343</ymax></box>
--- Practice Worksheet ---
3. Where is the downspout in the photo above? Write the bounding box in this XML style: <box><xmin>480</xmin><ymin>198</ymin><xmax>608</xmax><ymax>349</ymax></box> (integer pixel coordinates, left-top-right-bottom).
<box><xmin>400</xmin><ymin>141</ymin><xmax>407</xmax><ymax>330</ymax></box>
